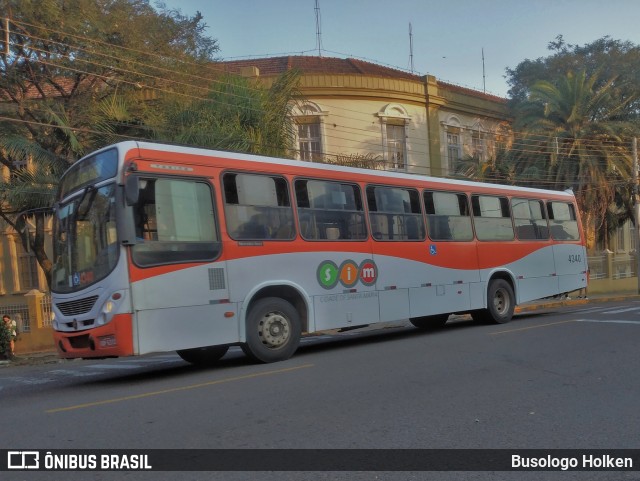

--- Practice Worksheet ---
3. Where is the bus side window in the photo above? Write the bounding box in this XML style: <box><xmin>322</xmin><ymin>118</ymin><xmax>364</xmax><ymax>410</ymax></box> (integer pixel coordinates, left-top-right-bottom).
<box><xmin>366</xmin><ymin>185</ymin><xmax>425</xmax><ymax>241</ymax></box>
<box><xmin>547</xmin><ymin>201</ymin><xmax>580</xmax><ymax>241</ymax></box>
<box><xmin>223</xmin><ymin>173</ymin><xmax>295</xmax><ymax>241</ymax></box>
<box><xmin>512</xmin><ymin>198</ymin><xmax>549</xmax><ymax>240</ymax></box>
<box><xmin>471</xmin><ymin>194</ymin><xmax>514</xmax><ymax>241</ymax></box>
<box><xmin>295</xmin><ymin>179</ymin><xmax>367</xmax><ymax>241</ymax></box>
<box><xmin>131</xmin><ymin>177</ymin><xmax>220</xmax><ymax>267</ymax></box>
<box><xmin>424</xmin><ymin>191</ymin><xmax>473</xmax><ymax>241</ymax></box>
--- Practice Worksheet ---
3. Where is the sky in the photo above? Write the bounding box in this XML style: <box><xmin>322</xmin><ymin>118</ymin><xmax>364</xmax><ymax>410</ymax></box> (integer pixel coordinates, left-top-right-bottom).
<box><xmin>159</xmin><ymin>0</ymin><xmax>640</xmax><ymax>98</ymax></box>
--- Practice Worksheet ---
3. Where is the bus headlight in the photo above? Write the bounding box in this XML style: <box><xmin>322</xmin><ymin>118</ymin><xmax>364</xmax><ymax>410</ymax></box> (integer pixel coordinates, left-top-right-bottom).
<box><xmin>103</xmin><ymin>300</ymin><xmax>115</xmax><ymax>314</ymax></box>
<box><xmin>96</xmin><ymin>291</ymin><xmax>126</xmax><ymax>325</ymax></box>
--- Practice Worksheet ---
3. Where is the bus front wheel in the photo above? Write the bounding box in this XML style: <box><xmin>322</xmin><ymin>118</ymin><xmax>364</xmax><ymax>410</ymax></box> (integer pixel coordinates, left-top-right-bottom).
<box><xmin>242</xmin><ymin>297</ymin><xmax>301</xmax><ymax>363</ymax></box>
<box><xmin>177</xmin><ymin>345</ymin><xmax>229</xmax><ymax>365</ymax></box>
<box><xmin>473</xmin><ymin>279</ymin><xmax>515</xmax><ymax>324</ymax></box>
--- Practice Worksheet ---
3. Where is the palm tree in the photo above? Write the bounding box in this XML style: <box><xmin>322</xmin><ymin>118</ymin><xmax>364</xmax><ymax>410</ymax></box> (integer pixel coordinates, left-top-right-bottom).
<box><xmin>512</xmin><ymin>70</ymin><xmax>637</xmax><ymax>249</ymax></box>
<box><xmin>152</xmin><ymin>70</ymin><xmax>301</xmax><ymax>158</ymax></box>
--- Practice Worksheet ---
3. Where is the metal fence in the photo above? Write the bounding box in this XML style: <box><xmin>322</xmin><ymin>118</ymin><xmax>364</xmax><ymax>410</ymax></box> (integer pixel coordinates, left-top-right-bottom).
<box><xmin>40</xmin><ymin>295</ymin><xmax>53</xmax><ymax>327</ymax></box>
<box><xmin>1</xmin><ymin>304</ymin><xmax>31</xmax><ymax>333</ymax></box>
<box><xmin>587</xmin><ymin>255</ymin><xmax>607</xmax><ymax>280</ymax></box>
<box><xmin>588</xmin><ymin>252</ymin><xmax>637</xmax><ymax>281</ymax></box>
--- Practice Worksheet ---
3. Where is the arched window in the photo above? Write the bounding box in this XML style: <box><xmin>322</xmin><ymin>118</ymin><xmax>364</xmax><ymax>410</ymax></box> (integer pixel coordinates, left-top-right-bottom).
<box><xmin>293</xmin><ymin>102</ymin><xmax>327</xmax><ymax>162</ymax></box>
<box><xmin>377</xmin><ymin>104</ymin><xmax>410</xmax><ymax>171</ymax></box>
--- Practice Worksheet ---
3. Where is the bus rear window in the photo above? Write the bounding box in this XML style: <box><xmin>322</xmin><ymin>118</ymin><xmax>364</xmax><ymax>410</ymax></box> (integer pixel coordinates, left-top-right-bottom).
<box><xmin>223</xmin><ymin>173</ymin><xmax>294</xmax><ymax>240</ymax></box>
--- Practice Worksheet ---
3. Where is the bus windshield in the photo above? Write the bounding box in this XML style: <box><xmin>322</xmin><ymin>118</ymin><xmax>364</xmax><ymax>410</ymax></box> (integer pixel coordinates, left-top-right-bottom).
<box><xmin>52</xmin><ymin>183</ymin><xmax>119</xmax><ymax>293</ymax></box>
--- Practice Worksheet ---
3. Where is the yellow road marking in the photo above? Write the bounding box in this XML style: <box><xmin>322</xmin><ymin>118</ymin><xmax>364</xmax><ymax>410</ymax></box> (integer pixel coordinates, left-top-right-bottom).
<box><xmin>47</xmin><ymin>363</ymin><xmax>314</xmax><ymax>413</ymax></box>
<box><xmin>491</xmin><ymin>319</ymin><xmax>576</xmax><ymax>335</ymax></box>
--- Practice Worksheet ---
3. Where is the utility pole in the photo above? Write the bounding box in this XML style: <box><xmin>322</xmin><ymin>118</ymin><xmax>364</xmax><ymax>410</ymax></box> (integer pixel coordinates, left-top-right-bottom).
<box><xmin>634</xmin><ymin>137</ymin><xmax>640</xmax><ymax>293</ymax></box>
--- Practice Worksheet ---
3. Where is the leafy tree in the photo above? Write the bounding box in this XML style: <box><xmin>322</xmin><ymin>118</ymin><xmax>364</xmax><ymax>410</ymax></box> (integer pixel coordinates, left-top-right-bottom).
<box><xmin>506</xmin><ymin>35</ymin><xmax>640</xmax><ymax>120</ymax></box>
<box><xmin>0</xmin><ymin>0</ymin><xmax>218</xmax><ymax>287</ymax></box>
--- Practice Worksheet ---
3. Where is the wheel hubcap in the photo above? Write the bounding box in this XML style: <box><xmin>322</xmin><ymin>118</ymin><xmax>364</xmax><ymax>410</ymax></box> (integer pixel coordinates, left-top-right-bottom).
<box><xmin>493</xmin><ymin>288</ymin><xmax>509</xmax><ymax>315</ymax></box>
<box><xmin>259</xmin><ymin>311</ymin><xmax>290</xmax><ymax>348</ymax></box>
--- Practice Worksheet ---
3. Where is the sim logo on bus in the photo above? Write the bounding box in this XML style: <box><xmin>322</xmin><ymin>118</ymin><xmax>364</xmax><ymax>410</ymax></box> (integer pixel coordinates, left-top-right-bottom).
<box><xmin>317</xmin><ymin>259</ymin><xmax>378</xmax><ymax>290</ymax></box>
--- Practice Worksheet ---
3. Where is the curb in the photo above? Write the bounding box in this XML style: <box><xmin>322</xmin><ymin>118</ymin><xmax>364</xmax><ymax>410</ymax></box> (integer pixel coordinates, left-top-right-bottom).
<box><xmin>515</xmin><ymin>294</ymin><xmax>640</xmax><ymax>313</ymax></box>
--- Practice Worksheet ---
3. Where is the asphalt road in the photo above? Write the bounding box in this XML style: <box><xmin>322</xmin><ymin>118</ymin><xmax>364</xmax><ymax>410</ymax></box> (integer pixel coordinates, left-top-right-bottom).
<box><xmin>1</xmin><ymin>299</ymin><xmax>639</xmax><ymax>481</ymax></box>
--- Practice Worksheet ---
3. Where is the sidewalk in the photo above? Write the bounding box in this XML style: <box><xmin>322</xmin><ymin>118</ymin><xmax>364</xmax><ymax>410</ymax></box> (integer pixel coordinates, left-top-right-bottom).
<box><xmin>0</xmin><ymin>350</ymin><xmax>61</xmax><ymax>367</ymax></box>
<box><xmin>1</xmin><ymin>292</ymin><xmax>638</xmax><ymax>367</ymax></box>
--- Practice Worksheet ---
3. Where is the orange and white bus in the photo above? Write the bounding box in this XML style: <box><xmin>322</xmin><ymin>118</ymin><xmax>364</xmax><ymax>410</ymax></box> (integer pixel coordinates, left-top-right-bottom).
<box><xmin>50</xmin><ymin>141</ymin><xmax>587</xmax><ymax>364</ymax></box>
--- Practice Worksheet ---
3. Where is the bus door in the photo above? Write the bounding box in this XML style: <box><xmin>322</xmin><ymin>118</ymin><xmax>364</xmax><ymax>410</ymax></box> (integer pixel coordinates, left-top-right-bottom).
<box><xmin>406</xmin><ymin>191</ymin><xmax>477</xmax><ymax>318</ymax></box>
<box><xmin>128</xmin><ymin>175</ymin><xmax>236</xmax><ymax>355</ymax></box>
<box><xmin>297</xmin><ymin>179</ymin><xmax>380</xmax><ymax>331</ymax></box>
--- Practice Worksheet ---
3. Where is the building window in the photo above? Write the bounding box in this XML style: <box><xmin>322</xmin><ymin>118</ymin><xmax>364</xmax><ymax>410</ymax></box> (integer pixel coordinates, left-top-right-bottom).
<box><xmin>447</xmin><ymin>132</ymin><xmax>462</xmax><ymax>173</ymax></box>
<box><xmin>294</xmin><ymin>102</ymin><xmax>326</xmax><ymax>162</ymax></box>
<box><xmin>378</xmin><ymin>104</ymin><xmax>410</xmax><ymax>172</ymax></box>
<box><xmin>298</xmin><ymin>122</ymin><xmax>322</xmax><ymax>161</ymax></box>
<box><xmin>386</xmin><ymin>123</ymin><xmax>406</xmax><ymax>170</ymax></box>
<box><xmin>471</xmin><ymin>132</ymin><xmax>485</xmax><ymax>160</ymax></box>
<box><xmin>16</xmin><ymin>239</ymin><xmax>39</xmax><ymax>290</ymax></box>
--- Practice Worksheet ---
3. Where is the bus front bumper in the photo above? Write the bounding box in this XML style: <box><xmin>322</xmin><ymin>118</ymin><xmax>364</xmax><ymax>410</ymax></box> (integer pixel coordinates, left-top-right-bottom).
<box><xmin>52</xmin><ymin>313</ymin><xmax>134</xmax><ymax>359</ymax></box>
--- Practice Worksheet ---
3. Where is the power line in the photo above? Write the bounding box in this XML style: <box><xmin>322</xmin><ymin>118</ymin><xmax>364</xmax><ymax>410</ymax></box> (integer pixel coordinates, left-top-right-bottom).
<box><xmin>2</xmin><ymin>18</ymin><xmax>638</xmax><ymax>186</ymax></box>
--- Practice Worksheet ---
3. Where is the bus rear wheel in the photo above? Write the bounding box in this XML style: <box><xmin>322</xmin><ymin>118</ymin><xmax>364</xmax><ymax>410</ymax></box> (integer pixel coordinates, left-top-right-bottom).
<box><xmin>410</xmin><ymin>314</ymin><xmax>449</xmax><ymax>329</ymax></box>
<box><xmin>242</xmin><ymin>297</ymin><xmax>301</xmax><ymax>363</ymax></box>
<box><xmin>177</xmin><ymin>345</ymin><xmax>229</xmax><ymax>365</ymax></box>
<box><xmin>472</xmin><ymin>279</ymin><xmax>515</xmax><ymax>324</ymax></box>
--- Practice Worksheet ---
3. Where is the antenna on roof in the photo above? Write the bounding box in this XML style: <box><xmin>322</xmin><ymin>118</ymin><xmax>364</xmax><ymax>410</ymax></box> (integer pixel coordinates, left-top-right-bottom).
<box><xmin>482</xmin><ymin>47</ymin><xmax>486</xmax><ymax>93</ymax></box>
<box><xmin>315</xmin><ymin>0</ymin><xmax>323</xmax><ymax>57</ymax></box>
<box><xmin>409</xmin><ymin>23</ymin><xmax>414</xmax><ymax>73</ymax></box>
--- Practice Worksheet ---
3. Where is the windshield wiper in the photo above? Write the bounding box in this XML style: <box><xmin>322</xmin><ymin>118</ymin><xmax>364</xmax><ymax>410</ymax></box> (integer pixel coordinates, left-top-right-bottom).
<box><xmin>76</xmin><ymin>185</ymin><xmax>97</xmax><ymax>220</ymax></box>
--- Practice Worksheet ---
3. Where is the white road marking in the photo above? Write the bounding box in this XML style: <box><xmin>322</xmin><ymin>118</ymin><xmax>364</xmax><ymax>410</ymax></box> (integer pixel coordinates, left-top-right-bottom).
<box><xmin>576</xmin><ymin>319</ymin><xmax>640</xmax><ymax>325</ymax></box>
<box><xmin>600</xmin><ymin>307</ymin><xmax>640</xmax><ymax>315</ymax></box>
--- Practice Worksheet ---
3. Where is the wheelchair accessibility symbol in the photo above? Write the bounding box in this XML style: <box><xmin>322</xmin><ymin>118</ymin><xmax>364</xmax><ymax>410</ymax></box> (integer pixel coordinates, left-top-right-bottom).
<box><xmin>429</xmin><ymin>245</ymin><xmax>437</xmax><ymax>256</ymax></box>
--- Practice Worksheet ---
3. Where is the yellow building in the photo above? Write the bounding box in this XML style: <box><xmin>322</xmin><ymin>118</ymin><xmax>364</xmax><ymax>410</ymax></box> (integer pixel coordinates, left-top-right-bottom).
<box><xmin>218</xmin><ymin>56</ymin><xmax>511</xmax><ymax>177</ymax></box>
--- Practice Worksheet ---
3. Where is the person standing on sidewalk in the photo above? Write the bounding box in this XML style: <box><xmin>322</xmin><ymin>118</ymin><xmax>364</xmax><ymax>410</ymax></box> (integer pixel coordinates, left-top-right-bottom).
<box><xmin>1</xmin><ymin>314</ymin><xmax>17</xmax><ymax>359</ymax></box>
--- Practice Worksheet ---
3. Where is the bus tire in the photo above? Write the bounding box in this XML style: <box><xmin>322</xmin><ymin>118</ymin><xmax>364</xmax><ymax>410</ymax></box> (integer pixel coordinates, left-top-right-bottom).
<box><xmin>476</xmin><ymin>279</ymin><xmax>514</xmax><ymax>324</ymax></box>
<box><xmin>242</xmin><ymin>297</ymin><xmax>301</xmax><ymax>363</ymax></box>
<box><xmin>409</xmin><ymin>314</ymin><xmax>449</xmax><ymax>329</ymax></box>
<box><xmin>177</xmin><ymin>345</ymin><xmax>229</xmax><ymax>365</ymax></box>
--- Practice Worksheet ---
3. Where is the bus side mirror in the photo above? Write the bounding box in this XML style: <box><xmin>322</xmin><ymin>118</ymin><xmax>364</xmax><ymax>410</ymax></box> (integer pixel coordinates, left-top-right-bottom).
<box><xmin>125</xmin><ymin>176</ymin><xmax>140</xmax><ymax>205</ymax></box>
